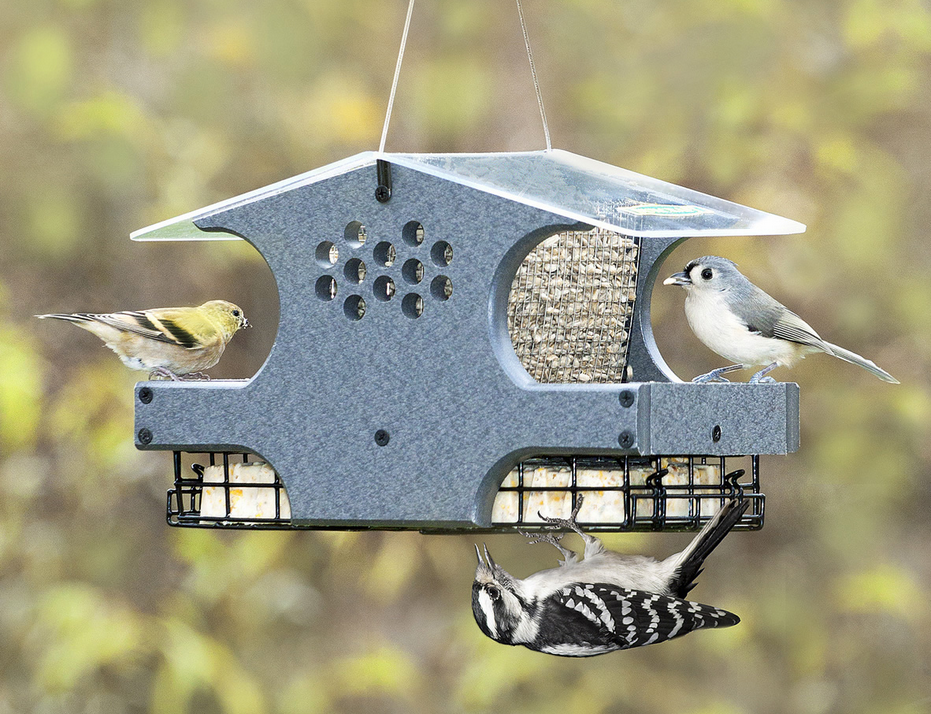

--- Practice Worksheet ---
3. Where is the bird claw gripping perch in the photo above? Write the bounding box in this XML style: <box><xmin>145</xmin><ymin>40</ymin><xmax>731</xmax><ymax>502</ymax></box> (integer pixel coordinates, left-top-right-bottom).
<box><xmin>518</xmin><ymin>529</ymin><xmax>564</xmax><ymax>547</ymax></box>
<box><xmin>749</xmin><ymin>363</ymin><xmax>778</xmax><ymax>383</ymax></box>
<box><xmin>518</xmin><ymin>529</ymin><xmax>577</xmax><ymax>563</ymax></box>
<box><xmin>181</xmin><ymin>371</ymin><xmax>212</xmax><ymax>381</ymax></box>
<box><xmin>692</xmin><ymin>364</ymin><xmax>745</xmax><ymax>383</ymax></box>
<box><xmin>538</xmin><ymin>494</ymin><xmax>587</xmax><ymax>537</ymax></box>
<box><xmin>150</xmin><ymin>367</ymin><xmax>183</xmax><ymax>382</ymax></box>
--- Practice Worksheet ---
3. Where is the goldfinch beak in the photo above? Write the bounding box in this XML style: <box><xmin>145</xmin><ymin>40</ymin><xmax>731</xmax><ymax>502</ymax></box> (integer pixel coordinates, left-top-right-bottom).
<box><xmin>663</xmin><ymin>271</ymin><xmax>691</xmax><ymax>287</ymax></box>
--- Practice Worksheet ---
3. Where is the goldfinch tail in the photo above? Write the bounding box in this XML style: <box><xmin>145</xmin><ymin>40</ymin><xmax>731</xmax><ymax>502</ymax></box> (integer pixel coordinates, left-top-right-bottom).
<box><xmin>35</xmin><ymin>313</ymin><xmax>93</xmax><ymax>323</ymax></box>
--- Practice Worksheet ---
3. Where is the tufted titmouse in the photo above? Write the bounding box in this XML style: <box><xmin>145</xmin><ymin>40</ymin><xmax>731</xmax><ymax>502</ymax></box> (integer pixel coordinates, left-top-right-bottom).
<box><xmin>663</xmin><ymin>256</ymin><xmax>898</xmax><ymax>384</ymax></box>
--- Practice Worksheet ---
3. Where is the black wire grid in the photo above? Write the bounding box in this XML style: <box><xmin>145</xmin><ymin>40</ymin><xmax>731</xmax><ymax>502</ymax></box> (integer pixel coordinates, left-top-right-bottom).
<box><xmin>490</xmin><ymin>454</ymin><xmax>763</xmax><ymax>533</ymax></box>
<box><xmin>167</xmin><ymin>451</ymin><xmax>763</xmax><ymax>532</ymax></box>
<box><xmin>167</xmin><ymin>451</ymin><xmax>292</xmax><ymax>529</ymax></box>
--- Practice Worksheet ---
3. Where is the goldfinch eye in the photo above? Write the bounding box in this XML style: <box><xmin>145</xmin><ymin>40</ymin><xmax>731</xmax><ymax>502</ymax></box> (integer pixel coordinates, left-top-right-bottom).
<box><xmin>701</xmin><ymin>268</ymin><xmax>713</xmax><ymax>281</ymax></box>
<box><xmin>232</xmin><ymin>310</ymin><xmax>240</xmax><ymax>317</ymax></box>
<box><xmin>487</xmin><ymin>585</ymin><xmax>500</xmax><ymax>600</ymax></box>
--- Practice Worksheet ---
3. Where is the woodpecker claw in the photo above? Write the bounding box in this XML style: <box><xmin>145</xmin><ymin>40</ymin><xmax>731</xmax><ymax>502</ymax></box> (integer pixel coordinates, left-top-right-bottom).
<box><xmin>539</xmin><ymin>494</ymin><xmax>585</xmax><ymax>534</ymax></box>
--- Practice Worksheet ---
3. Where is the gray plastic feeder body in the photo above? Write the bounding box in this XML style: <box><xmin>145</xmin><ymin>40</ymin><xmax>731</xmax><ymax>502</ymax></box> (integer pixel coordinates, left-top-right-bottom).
<box><xmin>133</xmin><ymin>150</ymin><xmax>803</xmax><ymax>528</ymax></box>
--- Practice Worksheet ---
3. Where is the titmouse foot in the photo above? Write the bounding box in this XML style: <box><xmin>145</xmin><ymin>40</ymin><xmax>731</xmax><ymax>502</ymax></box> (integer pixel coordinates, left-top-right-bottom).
<box><xmin>693</xmin><ymin>364</ymin><xmax>745</xmax><ymax>383</ymax></box>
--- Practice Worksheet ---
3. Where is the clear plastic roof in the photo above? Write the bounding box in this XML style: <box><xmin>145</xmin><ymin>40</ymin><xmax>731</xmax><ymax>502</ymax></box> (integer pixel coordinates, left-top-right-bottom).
<box><xmin>132</xmin><ymin>149</ymin><xmax>805</xmax><ymax>241</ymax></box>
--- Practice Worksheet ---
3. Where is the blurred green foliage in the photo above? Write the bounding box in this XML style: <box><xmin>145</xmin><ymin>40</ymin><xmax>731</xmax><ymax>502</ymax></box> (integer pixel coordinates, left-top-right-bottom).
<box><xmin>2</xmin><ymin>0</ymin><xmax>931</xmax><ymax>711</ymax></box>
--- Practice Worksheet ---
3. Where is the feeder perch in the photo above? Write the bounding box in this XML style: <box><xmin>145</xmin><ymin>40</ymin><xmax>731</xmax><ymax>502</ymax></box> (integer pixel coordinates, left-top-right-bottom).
<box><xmin>132</xmin><ymin>150</ymin><xmax>804</xmax><ymax>532</ymax></box>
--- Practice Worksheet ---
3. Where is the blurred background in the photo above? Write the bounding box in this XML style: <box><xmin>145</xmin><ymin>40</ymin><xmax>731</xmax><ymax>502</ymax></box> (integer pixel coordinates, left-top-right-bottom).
<box><xmin>2</xmin><ymin>0</ymin><xmax>930</xmax><ymax>711</ymax></box>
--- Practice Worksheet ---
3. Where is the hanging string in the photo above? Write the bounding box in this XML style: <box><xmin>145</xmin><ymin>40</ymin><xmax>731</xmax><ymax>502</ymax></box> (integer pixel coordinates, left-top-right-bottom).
<box><xmin>516</xmin><ymin>0</ymin><xmax>552</xmax><ymax>151</ymax></box>
<box><xmin>379</xmin><ymin>0</ymin><xmax>552</xmax><ymax>153</ymax></box>
<box><xmin>379</xmin><ymin>0</ymin><xmax>417</xmax><ymax>154</ymax></box>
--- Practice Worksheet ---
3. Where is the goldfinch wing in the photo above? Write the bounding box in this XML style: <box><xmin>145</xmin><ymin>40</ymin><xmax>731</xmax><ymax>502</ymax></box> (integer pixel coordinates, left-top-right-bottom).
<box><xmin>142</xmin><ymin>307</ymin><xmax>222</xmax><ymax>349</ymax></box>
<box><xmin>86</xmin><ymin>311</ymin><xmax>175</xmax><ymax>342</ymax></box>
<box><xmin>93</xmin><ymin>309</ymin><xmax>214</xmax><ymax>350</ymax></box>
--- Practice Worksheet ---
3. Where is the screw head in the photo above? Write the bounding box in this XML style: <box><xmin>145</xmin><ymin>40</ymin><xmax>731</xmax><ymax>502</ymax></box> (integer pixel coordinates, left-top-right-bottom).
<box><xmin>138</xmin><ymin>428</ymin><xmax>153</xmax><ymax>445</ymax></box>
<box><xmin>618</xmin><ymin>431</ymin><xmax>634</xmax><ymax>448</ymax></box>
<box><xmin>712</xmin><ymin>425</ymin><xmax>722</xmax><ymax>443</ymax></box>
<box><xmin>619</xmin><ymin>390</ymin><xmax>635</xmax><ymax>408</ymax></box>
<box><xmin>138</xmin><ymin>387</ymin><xmax>153</xmax><ymax>404</ymax></box>
<box><xmin>374</xmin><ymin>429</ymin><xmax>390</xmax><ymax>446</ymax></box>
<box><xmin>375</xmin><ymin>185</ymin><xmax>391</xmax><ymax>203</ymax></box>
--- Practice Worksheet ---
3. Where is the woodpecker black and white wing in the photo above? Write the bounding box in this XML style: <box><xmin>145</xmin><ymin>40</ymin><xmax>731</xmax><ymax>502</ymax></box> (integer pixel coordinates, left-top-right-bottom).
<box><xmin>529</xmin><ymin>584</ymin><xmax>739</xmax><ymax>657</ymax></box>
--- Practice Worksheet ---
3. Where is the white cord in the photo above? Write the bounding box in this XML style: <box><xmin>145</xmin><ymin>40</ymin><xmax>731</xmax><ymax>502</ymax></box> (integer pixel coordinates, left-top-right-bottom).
<box><xmin>380</xmin><ymin>0</ymin><xmax>551</xmax><ymax>153</ymax></box>
<box><xmin>379</xmin><ymin>0</ymin><xmax>416</xmax><ymax>154</ymax></box>
<box><xmin>516</xmin><ymin>0</ymin><xmax>552</xmax><ymax>151</ymax></box>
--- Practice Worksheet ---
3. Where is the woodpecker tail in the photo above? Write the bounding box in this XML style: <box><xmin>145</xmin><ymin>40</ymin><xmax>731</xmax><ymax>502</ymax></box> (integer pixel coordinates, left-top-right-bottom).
<box><xmin>820</xmin><ymin>341</ymin><xmax>899</xmax><ymax>384</ymax></box>
<box><xmin>668</xmin><ymin>498</ymin><xmax>750</xmax><ymax>598</ymax></box>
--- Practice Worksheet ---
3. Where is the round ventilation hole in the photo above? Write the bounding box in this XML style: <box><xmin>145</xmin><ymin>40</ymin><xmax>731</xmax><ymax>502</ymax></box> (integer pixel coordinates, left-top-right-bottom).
<box><xmin>315</xmin><ymin>275</ymin><xmax>337</xmax><ymax>301</ymax></box>
<box><xmin>402</xmin><ymin>259</ymin><xmax>424</xmax><ymax>285</ymax></box>
<box><xmin>403</xmin><ymin>221</ymin><xmax>425</xmax><ymax>246</ymax></box>
<box><xmin>430</xmin><ymin>275</ymin><xmax>452</xmax><ymax>301</ymax></box>
<box><xmin>345</xmin><ymin>221</ymin><xmax>367</xmax><ymax>248</ymax></box>
<box><xmin>374</xmin><ymin>276</ymin><xmax>396</xmax><ymax>301</ymax></box>
<box><xmin>373</xmin><ymin>241</ymin><xmax>397</xmax><ymax>267</ymax></box>
<box><xmin>402</xmin><ymin>293</ymin><xmax>424</xmax><ymax>319</ymax></box>
<box><xmin>344</xmin><ymin>295</ymin><xmax>366</xmax><ymax>321</ymax></box>
<box><xmin>315</xmin><ymin>241</ymin><xmax>338</xmax><ymax>267</ymax></box>
<box><xmin>431</xmin><ymin>241</ymin><xmax>453</xmax><ymax>267</ymax></box>
<box><xmin>344</xmin><ymin>258</ymin><xmax>367</xmax><ymax>284</ymax></box>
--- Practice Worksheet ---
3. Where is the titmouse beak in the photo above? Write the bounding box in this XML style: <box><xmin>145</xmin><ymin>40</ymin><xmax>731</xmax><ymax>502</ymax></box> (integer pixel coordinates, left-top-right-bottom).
<box><xmin>663</xmin><ymin>271</ymin><xmax>691</xmax><ymax>287</ymax></box>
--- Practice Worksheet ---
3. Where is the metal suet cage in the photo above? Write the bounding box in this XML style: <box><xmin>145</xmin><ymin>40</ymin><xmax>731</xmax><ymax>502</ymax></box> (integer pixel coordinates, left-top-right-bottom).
<box><xmin>133</xmin><ymin>150</ymin><xmax>804</xmax><ymax>532</ymax></box>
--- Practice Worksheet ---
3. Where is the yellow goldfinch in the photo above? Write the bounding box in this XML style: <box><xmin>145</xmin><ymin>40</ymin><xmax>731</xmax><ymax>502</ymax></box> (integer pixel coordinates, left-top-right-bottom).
<box><xmin>36</xmin><ymin>300</ymin><xmax>250</xmax><ymax>380</ymax></box>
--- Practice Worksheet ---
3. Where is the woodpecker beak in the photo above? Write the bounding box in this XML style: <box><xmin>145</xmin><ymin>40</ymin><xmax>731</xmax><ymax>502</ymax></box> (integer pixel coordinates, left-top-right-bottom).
<box><xmin>483</xmin><ymin>544</ymin><xmax>497</xmax><ymax>569</ymax></box>
<box><xmin>663</xmin><ymin>271</ymin><xmax>691</xmax><ymax>287</ymax></box>
<box><xmin>474</xmin><ymin>543</ymin><xmax>517</xmax><ymax>589</ymax></box>
<box><xmin>475</xmin><ymin>543</ymin><xmax>494</xmax><ymax>575</ymax></box>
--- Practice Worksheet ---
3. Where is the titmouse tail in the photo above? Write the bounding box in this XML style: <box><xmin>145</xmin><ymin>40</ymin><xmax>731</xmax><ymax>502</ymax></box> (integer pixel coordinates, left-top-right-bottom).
<box><xmin>667</xmin><ymin>499</ymin><xmax>750</xmax><ymax>598</ymax></box>
<box><xmin>821</xmin><ymin>341</ymin><xmax>899</xmax><ymax>384</ymax></box>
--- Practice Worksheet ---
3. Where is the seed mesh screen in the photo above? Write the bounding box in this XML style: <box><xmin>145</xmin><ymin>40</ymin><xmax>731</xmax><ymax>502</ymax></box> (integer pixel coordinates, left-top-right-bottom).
<box><xmin>507</xmin><ymin>227</ymin><xmax>639</xmax><ymax>384</ymax></box>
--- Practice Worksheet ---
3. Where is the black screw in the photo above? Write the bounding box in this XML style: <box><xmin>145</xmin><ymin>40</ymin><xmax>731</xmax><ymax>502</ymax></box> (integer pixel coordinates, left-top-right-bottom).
<box><xmin>619</xmin><ymin>390</ymin><xmax>635</xmax><ymax>408</ymax></box>
<box><xmin>375</xmin><ymin>185</ymin><xmax>391</xmax><ymax>203</ymax></box>
<box><xmin>618</xmin><ymin>431</ymin><xmax>634</xmax><ymax>448</ymax></box>
<box><xmin>374</xmin><ymin>429</ymin><xmax>390</xmax><ymax>446</ymax></box>
<box><xmin>712</xmin><ymin>425</ymin><xmax>722</xmax><ymax>443</ymax></box>
<box><xmin>138</xmin><ymin>428</ymin><xmax>153</xmax><ymax>445</ymax></box>
<box><xmin>138</xmin><ymin>387</ymin><xmax>153</xmax><ymax>404</ymax></box>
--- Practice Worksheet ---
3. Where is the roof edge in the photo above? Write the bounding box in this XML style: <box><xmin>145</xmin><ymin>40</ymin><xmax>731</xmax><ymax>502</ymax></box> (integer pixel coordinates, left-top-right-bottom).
<box><xmin>131</xmin><ymin>148</ymin><xmax>805</xmax><ymax>241</ymax></box>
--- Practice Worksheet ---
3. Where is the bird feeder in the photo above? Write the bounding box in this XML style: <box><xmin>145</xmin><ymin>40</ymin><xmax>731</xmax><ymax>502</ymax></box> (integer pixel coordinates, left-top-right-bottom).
<box><xmin>132</xmin><ymin>149</ymin><xmax>804</xmax><ymax>532</ymax></box>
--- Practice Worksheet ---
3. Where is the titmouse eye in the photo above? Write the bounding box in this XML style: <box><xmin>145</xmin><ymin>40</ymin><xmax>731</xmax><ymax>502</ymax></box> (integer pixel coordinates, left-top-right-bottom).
<box><xmin>701</xmin><ymin>268</ymin><xmax>713</xmax><ymax>281</ymax></box>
